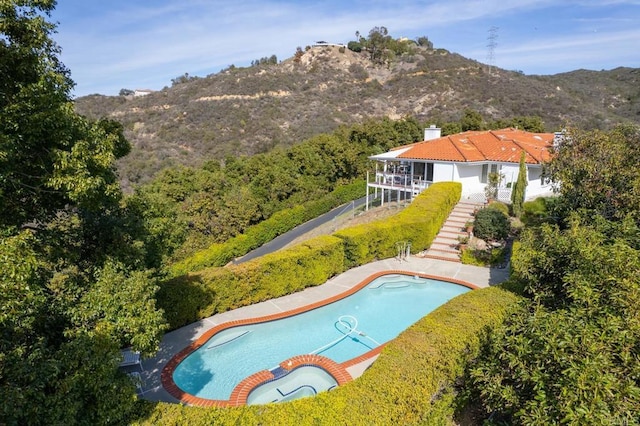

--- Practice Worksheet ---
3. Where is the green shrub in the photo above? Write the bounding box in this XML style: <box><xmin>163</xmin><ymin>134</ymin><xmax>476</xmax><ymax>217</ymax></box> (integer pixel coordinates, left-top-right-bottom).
<box><xmin>160</xmin><ymin>182</ymin><xmax>460</xmax><ymax>329</ymax></box>
<box><xmin>170</xmin><ymin>181</ymin><xmax>365</xmax><ymax>275</ymax></box>
<box><xmin>486</xmin><ymin>200</ymin><xmax>509</xmax><ymax>217</ymax></box>
<box><xmin>158</xmin><ymin>235</ymin><xmax>346</xmax><ymax>329</ymax></box>
<box><xmin>335</xmin><ymin>182</ymin><xmax>461</xmax><ymax>266</ymax></box>
<box><xmin>460</xmin><ymin>247</ymin><xmax>506</xmax><ymax>267</ymax></box>
<box><xmin>522</xmin><ymin>196</ymin><xmax>557</xmax><ymax>226</ymax></box>
<box><xmin>347</xmin><ymin>41</ymin><xmax>362</xmax><ymax>52</ymax></box>
<box><xmin>473</xmin><ymin>208</ymin><xmax>509</xmax><ymax>241</ymax></box>
<box><xmin>132</xmin><ymin>286</ymin><xmax>521</xmax><ymax>425</ymax></box>
<box><xmin>465</xmin><ymin>222</ymin><xmax>640</xmax><ymax>424</ymax></box>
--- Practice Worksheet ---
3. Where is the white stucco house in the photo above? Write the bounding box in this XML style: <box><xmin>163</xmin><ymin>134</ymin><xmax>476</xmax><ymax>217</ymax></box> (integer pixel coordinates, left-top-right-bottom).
<box><xmin>366</xmin><ymin>126</ymin><xmax>556</xmax><ymax>209</ymax></box>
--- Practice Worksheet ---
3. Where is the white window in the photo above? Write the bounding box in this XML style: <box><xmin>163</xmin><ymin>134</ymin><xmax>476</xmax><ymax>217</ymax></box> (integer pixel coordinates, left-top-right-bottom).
<box><xmin>481</xmin><ymin>164</ymin><xmax>499</xmax><ymax>183</ymax></box>
<box><xmin>426</xmin><ymin>163</ymin><xmax>434</xmax><ymax>182</ymax></box>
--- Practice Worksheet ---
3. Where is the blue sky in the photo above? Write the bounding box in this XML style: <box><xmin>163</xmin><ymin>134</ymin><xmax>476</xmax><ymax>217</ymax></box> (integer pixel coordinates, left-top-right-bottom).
<box><xmin>50</xmin><ymin>0</ymin><xmax>640</xmax><ymax>97</ymax></box>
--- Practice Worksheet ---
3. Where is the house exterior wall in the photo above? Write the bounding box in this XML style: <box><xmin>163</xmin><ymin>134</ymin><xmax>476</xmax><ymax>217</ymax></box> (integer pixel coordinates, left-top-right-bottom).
<box><xmin>433</xmin><ymin>163</ymin><xmax>454</xmax><ymax>182</ymax></box>
<box><xmin>367</xmin><ymin>159</ymin><xmax>552</xmax><ymax>206</ymax></box>
<box><xmin>501</xmin><ymin>164</ymin><xmax>520</xmax><ymax>187</ymax></box>
<box><xmin>430</xmin><ymin>162</ymin><xmax>551</xmax><ymax>201</ymax></box>
<box><xmin>453</xmin><ymin>164</ymin><xmax>485</xmax><ymax>196</ymax></box>
<box><xmin>524</xmin><ymin>167</ymin><xmax>552</xmax><ymax>199</ymax></box>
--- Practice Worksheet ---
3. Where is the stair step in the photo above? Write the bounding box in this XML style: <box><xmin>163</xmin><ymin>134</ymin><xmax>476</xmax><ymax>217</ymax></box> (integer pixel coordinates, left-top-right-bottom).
<box><xmin>450</xmin><ymin>212</ymin><xmax>474</xmax><ymax>219</ymax></box>
<box><xmin>422</xmin><ymin>253</ymin><xmax>461</xmax><ymax>263</ymax></box>
<box><xmin>428</xmin><ymin>247</ymin><xmax>460</xmax><ymax>255</ymax></box>
<box><xmin>438</xmin><ymin>231</ymin><xmax>467</xmax><ymax>239</ymax></box>
<box><xmin>421</xmin><ymin>201</ymin><xmax>483</xmax><ymax>264</ymax></box>
<box><xmin>432</xmin><ymin>241</ymin><xmax>459</xmax><ymax>249</ymax></box>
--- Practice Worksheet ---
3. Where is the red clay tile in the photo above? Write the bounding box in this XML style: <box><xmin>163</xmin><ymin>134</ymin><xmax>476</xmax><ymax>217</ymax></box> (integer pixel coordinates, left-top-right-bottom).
<box><xmin>397</xmin><ymin>128</ymin><xmax>553</xmax><ymax>164</ymax></box>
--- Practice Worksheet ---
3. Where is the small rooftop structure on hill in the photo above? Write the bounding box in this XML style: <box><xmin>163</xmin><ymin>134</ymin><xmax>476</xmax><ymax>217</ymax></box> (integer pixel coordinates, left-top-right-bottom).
<box><xmin>134</xmin><ymin>89</ymin><xmax>153</xmax><ymax>97</ymax></box>
<box><xmin>311</xmin><ymin>41</ymin><xmax>346</xmax><ymax>48</ymax></box>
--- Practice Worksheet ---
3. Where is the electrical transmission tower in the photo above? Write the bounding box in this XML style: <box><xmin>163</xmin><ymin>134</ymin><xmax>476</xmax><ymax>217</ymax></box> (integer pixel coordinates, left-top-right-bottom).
<box><xmin>487</xmin><ymin>26</ymin><xmax>498</xmax><ymax>76</ymax></box>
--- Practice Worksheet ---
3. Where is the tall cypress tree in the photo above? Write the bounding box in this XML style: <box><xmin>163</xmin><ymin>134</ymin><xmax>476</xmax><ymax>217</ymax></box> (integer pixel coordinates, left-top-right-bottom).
<box><xmin>511</xmin><ymin>150</ymin><xmax>527</xmax><ymax>217</ymax></box>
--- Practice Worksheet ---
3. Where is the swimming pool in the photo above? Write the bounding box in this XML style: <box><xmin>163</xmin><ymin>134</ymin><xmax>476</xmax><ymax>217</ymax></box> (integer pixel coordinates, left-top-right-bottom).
<box><xmin>164</xmin><ymin>272</ymin><xmax>475</xmax><ymax>406</ymax></box>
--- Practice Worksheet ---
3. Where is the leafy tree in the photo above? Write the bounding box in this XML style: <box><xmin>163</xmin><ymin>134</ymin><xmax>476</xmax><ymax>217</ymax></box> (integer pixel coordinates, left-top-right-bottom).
<box><xmin>119</xmin><ymin>88</ymin><xmax>134</xmax><ymax>96</ymax></box>
<box><xmin>464</xmin><ymin>125</ymin><xmax>640</xmax><ymax>424</ymax></box>
<box><xmin>460</xmin><ymin>108</ymin><xmax>484</xmax><ymax>131</ymax></box>
<box><xmin>489</xmin><ymin>115</ymin><xmax>545</xmax><ymax>132</ymax></box>
<box><xmin>549</xmin><ymin>125</ymin><xmax>640</xmax><ymax>224</ymax></box>
<box><xmin>440</xmin><ymin>121</ymin><xmax>462</xmax><ymax>135</ymax></box>
<box><xmin>347</xmin><ymin>40</ymin><xmax>362</xmax><ymax>52</ymax></box>
<box><xmin>171</xmin><ymin>72</ymin><xmax>192</xmax><ymax>85</ymax></box>
<box><xmin>134</xmin><ymin>116</ymin><xmax>423</xmax><ymax>263</ymax></box>
<box><xmin>468</xmin><ymin>222</ymin><xmax>640</xmax><ymax>424</ymax></box>
<box><xmin>0</xmin><ymin>2</ymin><xmax>166</xmax><ymax>423</ymax></box>
<box><xmin>510</xmin><ymin>150</ymin><xmax>527</xmax><ymax>217</ymax></box>
<box><xmin>510</xmin><ymin>115</ymin><xmax>545</xmax><ymax>132</ymax></box>
<box><xmin>364</xmin><ymin>26</ymin><xmax>391</xmax><ymax>64</ymax></box>
<box><xmin>416</xmin><ymin>36</ymin><xmax>433</xmax><ymax>49</ymax></box>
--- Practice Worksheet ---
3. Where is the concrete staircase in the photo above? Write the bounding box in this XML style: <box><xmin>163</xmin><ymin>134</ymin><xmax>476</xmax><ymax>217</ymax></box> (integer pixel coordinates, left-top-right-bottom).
<box><xmin>421</xmin><ymin>201</ymin><xmax>482</xmax><ymax>262</ymax></box>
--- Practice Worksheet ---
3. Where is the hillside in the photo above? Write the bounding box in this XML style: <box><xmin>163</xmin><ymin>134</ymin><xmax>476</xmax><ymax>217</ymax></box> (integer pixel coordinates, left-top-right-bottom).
<box><xmin>74</xmin><ymin>44</ymin><xmax>640</xmax><ymax>188</ymax></box>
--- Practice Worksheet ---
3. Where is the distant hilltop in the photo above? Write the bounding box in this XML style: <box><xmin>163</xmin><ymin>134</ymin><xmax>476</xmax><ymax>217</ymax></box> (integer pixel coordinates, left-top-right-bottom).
<box><xmin>75</xmin><ymin>36</ymin><xmax>639</xmax><ymax>189</ymax></box>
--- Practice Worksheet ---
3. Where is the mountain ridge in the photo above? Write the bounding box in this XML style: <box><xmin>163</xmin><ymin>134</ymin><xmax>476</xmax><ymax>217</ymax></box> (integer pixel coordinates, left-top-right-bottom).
<box><xmin>74</xmin><ymin>44</ymin><xmax>639</xmax><ymax>188</ymax></box>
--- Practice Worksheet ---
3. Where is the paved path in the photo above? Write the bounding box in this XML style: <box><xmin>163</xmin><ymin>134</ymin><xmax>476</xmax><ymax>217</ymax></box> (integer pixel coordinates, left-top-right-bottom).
<box><xmin>135</xmin><ymin>255</ymin><xmax>509</xmax><ymax>403</ymax></box>
<box><xmin>233</xmin><ymin>196</ymin><xmax>371</xmax><ymax>264</ymax></box>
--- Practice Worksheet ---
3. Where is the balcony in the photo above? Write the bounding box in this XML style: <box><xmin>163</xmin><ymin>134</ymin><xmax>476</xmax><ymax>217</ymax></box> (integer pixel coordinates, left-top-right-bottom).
<box><xmin>368</xmin><ymin>172</ymin><xmax>430</xmax><ymax>195</ymax></box>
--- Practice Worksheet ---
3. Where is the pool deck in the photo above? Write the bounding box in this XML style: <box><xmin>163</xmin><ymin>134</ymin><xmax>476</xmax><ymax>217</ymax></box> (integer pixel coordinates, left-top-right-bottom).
<box><xmin>134</xmin><ymin>256</ymin><xmax>509</xmax><ymax>403</ymax></box>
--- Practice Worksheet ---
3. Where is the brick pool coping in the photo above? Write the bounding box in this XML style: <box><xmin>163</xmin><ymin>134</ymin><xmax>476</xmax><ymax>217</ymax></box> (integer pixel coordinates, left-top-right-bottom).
<box><xmin>160</xmin><ymin>270</ymin><xmax>479</xmax><ymax>407</ymax></box>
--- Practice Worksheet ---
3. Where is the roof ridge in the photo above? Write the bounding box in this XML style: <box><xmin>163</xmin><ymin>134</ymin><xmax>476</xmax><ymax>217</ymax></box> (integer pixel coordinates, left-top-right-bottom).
<box><xmin>510</xmin><ymin>139</ymin><xmax>532</xmax><ymax>163</ymax></box>
<box><xmin>466</xmin><ymin>132</ymin><xmax>489</xmax><ymax>161</ymax></box>
<box><xmin>449</xmin><ymin>134</ymin><xmax>470</xmax><ymax>161</ymax></box>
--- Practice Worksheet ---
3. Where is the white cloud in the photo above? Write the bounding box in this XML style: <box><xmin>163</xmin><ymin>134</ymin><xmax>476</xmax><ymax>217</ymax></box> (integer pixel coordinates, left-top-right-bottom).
<box><xmin>50</xmin><ymin>0</ymin><xmax>640</xmax><ymax>95</ymax></box>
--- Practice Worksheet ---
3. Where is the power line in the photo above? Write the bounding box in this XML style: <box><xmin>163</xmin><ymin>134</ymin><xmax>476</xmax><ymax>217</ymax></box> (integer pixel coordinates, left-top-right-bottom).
<box><xmin>487</xmin><ymin>26</ymin><xmax>499</xmax><ymax>76</ymax></box>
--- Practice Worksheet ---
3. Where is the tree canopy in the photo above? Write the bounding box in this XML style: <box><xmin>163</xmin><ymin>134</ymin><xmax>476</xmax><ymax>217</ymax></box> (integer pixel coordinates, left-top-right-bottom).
<box><xmin>348</xmin><ymin>26</ymin><xmax>415</xmax><ymax>65</ymax></box>
<box><xmin>465</xmin><ymin>125</ymin><xmax>640</xmax><ymax>424</ymax></box>
<box><xmin>549</xmin><ymin>124</ymin><xmax>640</xmax><ymax>224</ymax></box>
<box><xmin>0</xmin><ymin>2</ymin><xmax>166</xmax><ymax>423</ymax></box>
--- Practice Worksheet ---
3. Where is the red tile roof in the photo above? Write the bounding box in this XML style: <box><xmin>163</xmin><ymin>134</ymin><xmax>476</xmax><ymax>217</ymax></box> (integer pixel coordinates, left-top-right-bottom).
<box><xmin>395</xmin><ymin>128</ymin><xmax>553</xmax><ymax>164</ymax></box>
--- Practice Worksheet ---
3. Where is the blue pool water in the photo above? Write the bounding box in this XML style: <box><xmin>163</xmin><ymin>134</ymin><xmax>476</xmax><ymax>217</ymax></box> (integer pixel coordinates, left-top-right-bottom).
<box><xmin>246</xmin><ymin>366</ymin><xmax>338</xmax><ymax>405</ymax></box>
<box><xmin>172</xmin><ymin>274</ymin><xmax>470</xmax><ymax>401</ymax></box>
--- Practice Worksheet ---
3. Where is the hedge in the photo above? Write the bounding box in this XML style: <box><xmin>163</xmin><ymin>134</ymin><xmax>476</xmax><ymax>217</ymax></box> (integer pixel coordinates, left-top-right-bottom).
<box><xmin>133</xmin><ymin>285</ymin><xmax>521</xmax><ymax>425</ymax></box>
<box><xmin>169</xmin><ymin>180</ymin><xmax>365</xmax><ymax>276</ymax></box>
<box><xmin>158</xmin><ymin>235</ymin><xmax>347</xmax><ymax>329</ymax></box>
<box><xmin>335</xmin><ymin>182</ymin><xmax>461</xmax><ymax>266</ymax></box>
<box><xmin>158</xmin><ymin>182</ymin><xmax>462</xmax><ymax>329</ymax></box>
